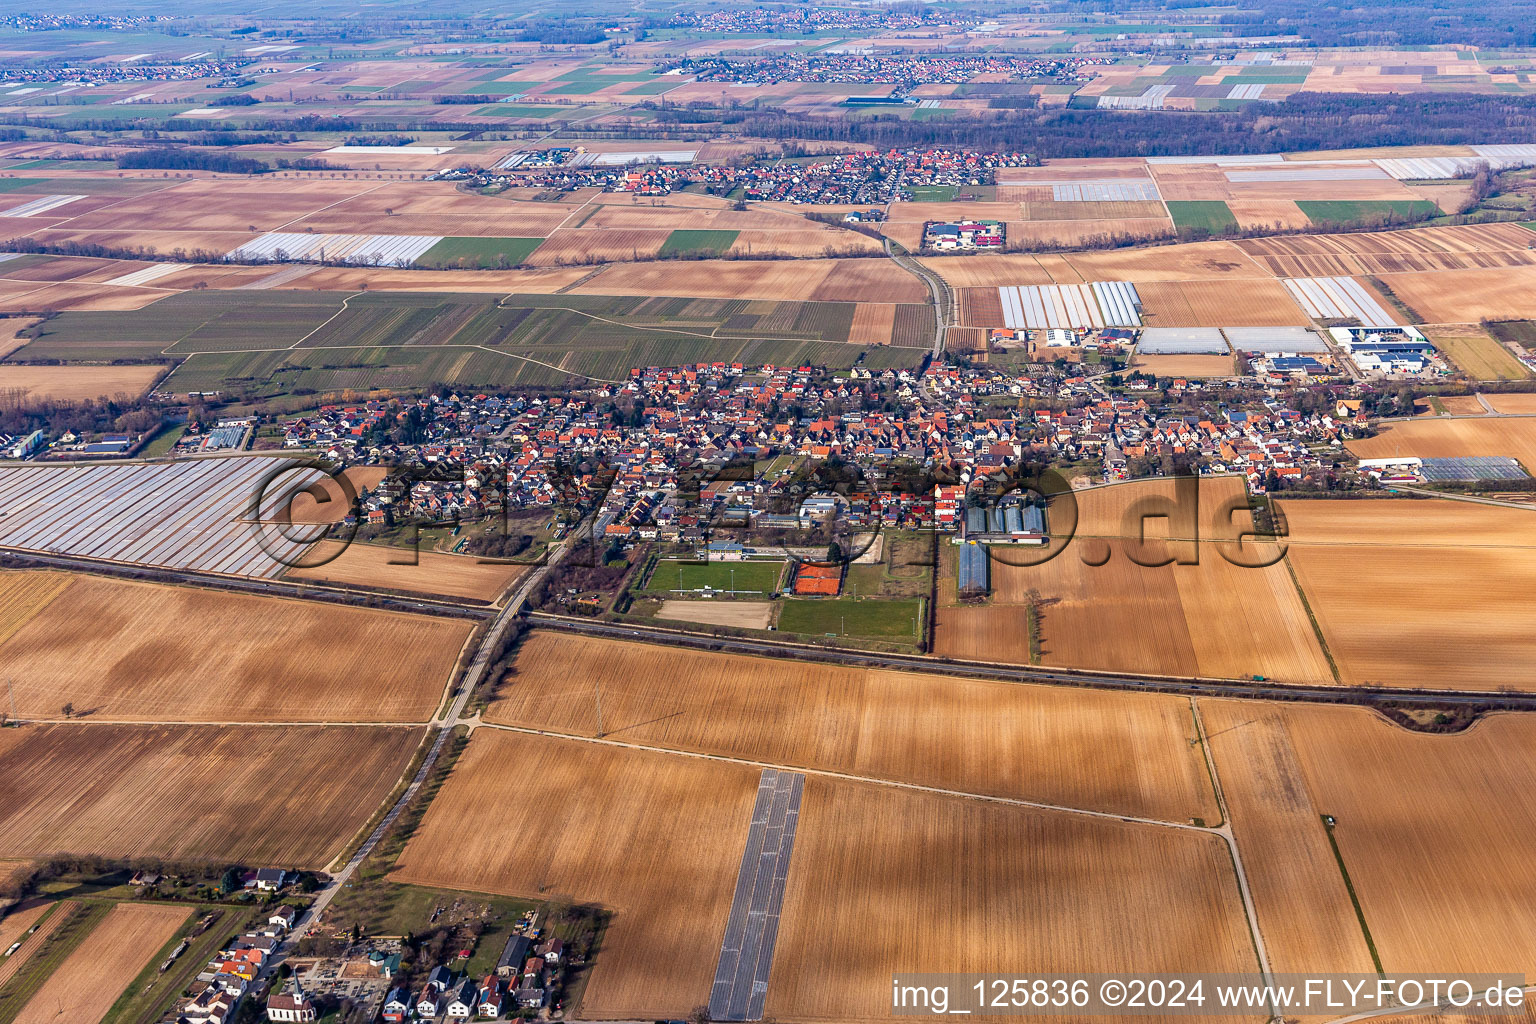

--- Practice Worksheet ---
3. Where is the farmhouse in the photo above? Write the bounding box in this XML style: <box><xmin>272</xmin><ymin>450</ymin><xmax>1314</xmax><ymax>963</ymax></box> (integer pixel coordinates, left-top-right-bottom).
<box><xmin>923</xmin><ymin>219</ymin><xmax>1004</xmax><ymax>250</ymax></box>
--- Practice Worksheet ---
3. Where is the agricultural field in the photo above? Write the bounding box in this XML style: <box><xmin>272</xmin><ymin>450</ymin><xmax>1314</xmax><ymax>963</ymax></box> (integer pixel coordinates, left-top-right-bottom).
<box><xmin>642</xmin><ymin>558</ymin><xmax>784</xmax><ymax>596</ymax></box>
<box><xmin>286</xmin><ymin>540</ymin><xmax>527</xmax><ymax>603</ymax></box>
<box><xmin>0</xmin><ymin>571</ymin><xmax>470</xmax><ymax>722</ymax></box>
<box><xmin>1130</xmin><ymin>353</ymin><xmax>1237</xmax><ymax>377</ymax></box>
<box><xmin>16</xmin><ymin>286</ymin><xmax>923</xmax><ymax>401</ymax></box>
<box><xmin>389</xmin><ymin>729</ymin><xmax>759</xmax><ymax>1020</ymax></box>
<box><xmin>1421</xmin><ymin>324</ymin><xmax>1531</xmax><ymax>380</ymax></box>
<box><xmin>1347</xmin><ymin>416</ymin><xmax>1536</xmax><ymax>474</ymax></box>
<box><xmin>1281</xmin><ymin>499</ymin><xmax>1536</xmax><ymax>690</ymax></box>
<box><xmin>414</xmin><ymin>236</ymin><xmax>545</xmax><ymax>269</ymax></box>
<box><xmin>1294</xmin><ymin>199</ymin><xmax>1439</xmax><ymax>224</ymax></box>
<box><xmin>657</xmin><ymin>228</ymin><xmax>738</xmax><ymax>256</ymax></box>
<box><xmin>0</xmin><ymin>724</ymin><xmax>423</xmax><ymax>868</ymax></box>
<box><xmin>486</xmin><ymin>632</ymin><xmax>1219</xmax><ymax>822</ymax></box>
<box><xmin>1197</xmin><ymin>700</ymin><xmax>1377</xmax><ymax>978</ymax></box>
<box><xmin>11</xmin><ymin>902</ymin><xmax>189</xmax><ymax>1024</ymax></box>
<box><xmin>937</xmin><ymin>477</ymin><xmax>1333</xmax><ymax>684</ymax></box>
<box><xmin>0</xmin><ymin>364</ymin><xmax>164</xmax><ymax>403</ymax></box>
<box><xmin>767</xmin><ymin>776</ymin><xmax>1256</xmax><ymax>1023</ymax></box>
<box><xmin>1165</xmin><ymin>200</ymin><xmax>1238</xmax><ymax>234</ymax></box>
<box><xmin>1204</xmin><ymin>700</ymin><xmax>1536</xmax><ymax>975</ymax></box>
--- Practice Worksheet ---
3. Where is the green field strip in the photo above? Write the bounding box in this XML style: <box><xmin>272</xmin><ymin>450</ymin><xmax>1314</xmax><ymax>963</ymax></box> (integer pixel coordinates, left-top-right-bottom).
<box><xmin>658</xmin><ymin>229</ymin><xmax>739</xmax><ymax>256</ymax></box>
<box><xmin>1321</xmin><ymin>815</ymin><xmax>1386</xmax><ymax>975</ymax></box>
<box><xmin>1167</xmin><ymin>200</ymin><xmax>1238</xmax><ymax>233</ymax></box>
<box><xmin>1296</xmin><ymin>199</ymin><xmax>1439</xmax><ymax>224</ymax></box>
<box><xmin>415</xmin><ymin>236</ymin><xmax>545</xmax><ymax>268</ymax></box>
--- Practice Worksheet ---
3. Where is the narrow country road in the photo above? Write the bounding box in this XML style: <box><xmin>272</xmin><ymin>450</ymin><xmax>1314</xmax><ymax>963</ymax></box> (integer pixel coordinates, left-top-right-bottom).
<box><xmin>884</xmin><ymin>236</ymin><xmax>952</xmax><ymax>358</ymax></box>
<box><xmin>249</xmin><ymin>521</ymin><xmax>585</xmax><ymax>988</ymax></box>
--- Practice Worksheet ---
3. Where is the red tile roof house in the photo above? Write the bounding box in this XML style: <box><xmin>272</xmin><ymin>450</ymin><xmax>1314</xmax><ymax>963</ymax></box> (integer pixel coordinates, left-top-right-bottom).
<box><xmin>478</xmin><ymin>975</ymin><xmax>508</xmax><ymax>1018</ymax></box>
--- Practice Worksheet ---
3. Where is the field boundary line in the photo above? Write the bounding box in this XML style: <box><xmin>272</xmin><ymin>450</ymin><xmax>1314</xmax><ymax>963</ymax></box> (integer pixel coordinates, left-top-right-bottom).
<box><xmin>1282</xmin><ymin>552</ymin><xmax>1343</xmax><ymax>684</ymax></box>
<box><xmin>473</xmin><ymin>720</ymin><xmax>1217</xmax><ymax>833</ymax></box>
<box><xmin>287</xmin><ymin>291</ymin><xmax>360</xmax><ymax>350</ymax></box>
<box><xmin>269</xmin><ymin>180</ymin><xmax>393</xmax><ymax>233</ymax></box>
<box><xmin>1320</xmin><ymin>814</ymin><xmax>1387</xmax><ymax>975</ymax></box>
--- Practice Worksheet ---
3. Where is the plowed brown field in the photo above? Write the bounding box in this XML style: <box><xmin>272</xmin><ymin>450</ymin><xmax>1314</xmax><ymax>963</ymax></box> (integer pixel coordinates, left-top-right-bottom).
<box><xmin>1347</xmin><ymin>417</ymin><xmax>1536</xmax><ymax>475</ymax></box>
<box><xmin>0</xmin><ymin>571</ymin><xmax>470</xmax><ymax>722</ymax></box>
<box><xmin>487</xmin><ymin>632</ymin><xmax>1218</xmax><ymax>822</ymax></box>
<box><xmin>1281</xmin><ymin>498</ymin><xmax>1536</xmax><ymax>689</ymax></box>
<box><xmin>767</xmin><ymin>776</ymin><xmax>1257</xmax><ymax>1023</ymax></box>
<box><xmin>938</xmin><ymin>478</ymin><xmax>1333</xmax><ymax>683</ymax></box>
<box><xmin>12</xmin><ymin>902</ymin><xmax>190</xmax><ymax>1024</ymax></box>
<box><xmin>0</xmin><ymin>724</ymin><xmax>423</xmax><ymax>867</ymax></box>
<box><xmin>846</xmin><ymin>302</ymin><xmax>896</xmax><ymax>344</ymax></box>
<box><xmin>0</xmin><ymin>364</ymin><xmax>163</xmax><ymax>403</ymax></box>
<box><xmin>1208</xmin><ymin>701</ymin><xmax>1536</xmax><ymax>975</ymax></box>
<box><xmin>390</xmin><ymin>730</ymin><xmax>758</xmax><ymax>1020</ymax></box>
<box><xmin>287</xmin><ymin>540</ymin><xmax>526</xmax><ymax>602</ymax></box>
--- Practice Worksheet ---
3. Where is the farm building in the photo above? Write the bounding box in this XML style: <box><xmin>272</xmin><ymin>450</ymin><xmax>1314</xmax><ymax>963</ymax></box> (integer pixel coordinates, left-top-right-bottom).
<box><xmin>1138</xmin><ymin>328</ymin><xmax>1228</xmax><ymax>355</ymax></box>
<box><xmin>1224</xmin><ymin>326</ymin><xmax>1329</xmax><ymax>355</ymax></box>
<box><xmin>1329</xmin><ymin>328</ymin><xmax>1433</xmax><ymax>365</ymax></box>
<box><xmin>964</xmin><ymin>503</ymin><xmax>1048</xmax><ymax>544</ymax></box>
<box><xmin>956</xmin><ymin>541</ymin><xmax>990</xmax><ymax>598</ymax></box>
<box><xmin>924</xmin><ymin>220</ymin><xmax>1003</xmax><ymax>250</ymax></box>
<box><xmin>1418</xmin><ymin>456</ymin><xmax>1529</xmax><ymax>482</ymax></box>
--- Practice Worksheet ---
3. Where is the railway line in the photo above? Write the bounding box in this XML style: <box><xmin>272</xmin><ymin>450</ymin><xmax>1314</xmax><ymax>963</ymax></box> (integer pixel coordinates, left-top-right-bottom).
<box><xmin>529</xmin><ymin>612</ymin><xmax>1536</xmax><ymax>711</ymax></box>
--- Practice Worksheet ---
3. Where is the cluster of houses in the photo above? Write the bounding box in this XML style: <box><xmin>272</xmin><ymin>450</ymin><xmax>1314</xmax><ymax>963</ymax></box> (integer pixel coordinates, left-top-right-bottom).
<box><xmin>266</xmin><ymin>343</ymin><xmax>1398</xmax><ymax>575</ymax></box>
<box><xmin>438</xmin><ymin>146</ymin><xmax>1035</xmax><ymax>205</ymax></box>
<box><xmin>380</xmin><ymin>935</ymin><xmax>565</xmax><ymax>1020</ymax></box>
<box><xmin>175</xmin><ymin>903</ymin><xmax>299</xmax><ymax>1024</ymax></box>
<box><xmin>669</xmin><ymin>53</ymin><xmax>1109</xmax><ymax>87</ymax></box>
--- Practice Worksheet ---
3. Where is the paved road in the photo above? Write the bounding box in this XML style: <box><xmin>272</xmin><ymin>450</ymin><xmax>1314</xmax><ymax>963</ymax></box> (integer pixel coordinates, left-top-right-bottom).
<box><xmin>530</xmin><ymin>612</ymin><xmax>1536</xmax><ymax>709</ymax></box>
<box><xmin>246</xmin><ymin>524</ymin><xmax>583</xmax><ymax>991</ymax></box>
<box><xmin>884</xmin><ymin>236</ymin><xmax>951</xmax><ymax>358</ymax></box>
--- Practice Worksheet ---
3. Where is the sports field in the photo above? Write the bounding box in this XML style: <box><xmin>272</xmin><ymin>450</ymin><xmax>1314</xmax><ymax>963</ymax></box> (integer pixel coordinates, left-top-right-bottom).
<box><xmin>0</xmin><ymin>724</ymin><xmax>423</xmax><ymax>868</ymax></box>
<box><xmin>642</xmin><ymin>558</ymin><xmax>784</xmax><ymax>595</ymax></box>
<box><xmin>0</xmin><ymin>571</ymin><xmax>470</xmax><ymax>722</ymax></box>
<box><xmin>775</xmin><ymin>596</ymin><xmax>923</xmax><ymax>638</ymax></box>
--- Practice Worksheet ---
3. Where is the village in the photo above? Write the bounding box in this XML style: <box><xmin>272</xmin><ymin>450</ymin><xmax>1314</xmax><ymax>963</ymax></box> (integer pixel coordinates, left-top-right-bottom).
<box><xmin>439</xmin><ymin>146</ymin><xmax>1036</xmax><ymax>206</ymax></box>
<box><xmin>269</xmin><ymin>350</ymin><xmax>1381</xmax><ymax>561</ymax></box>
